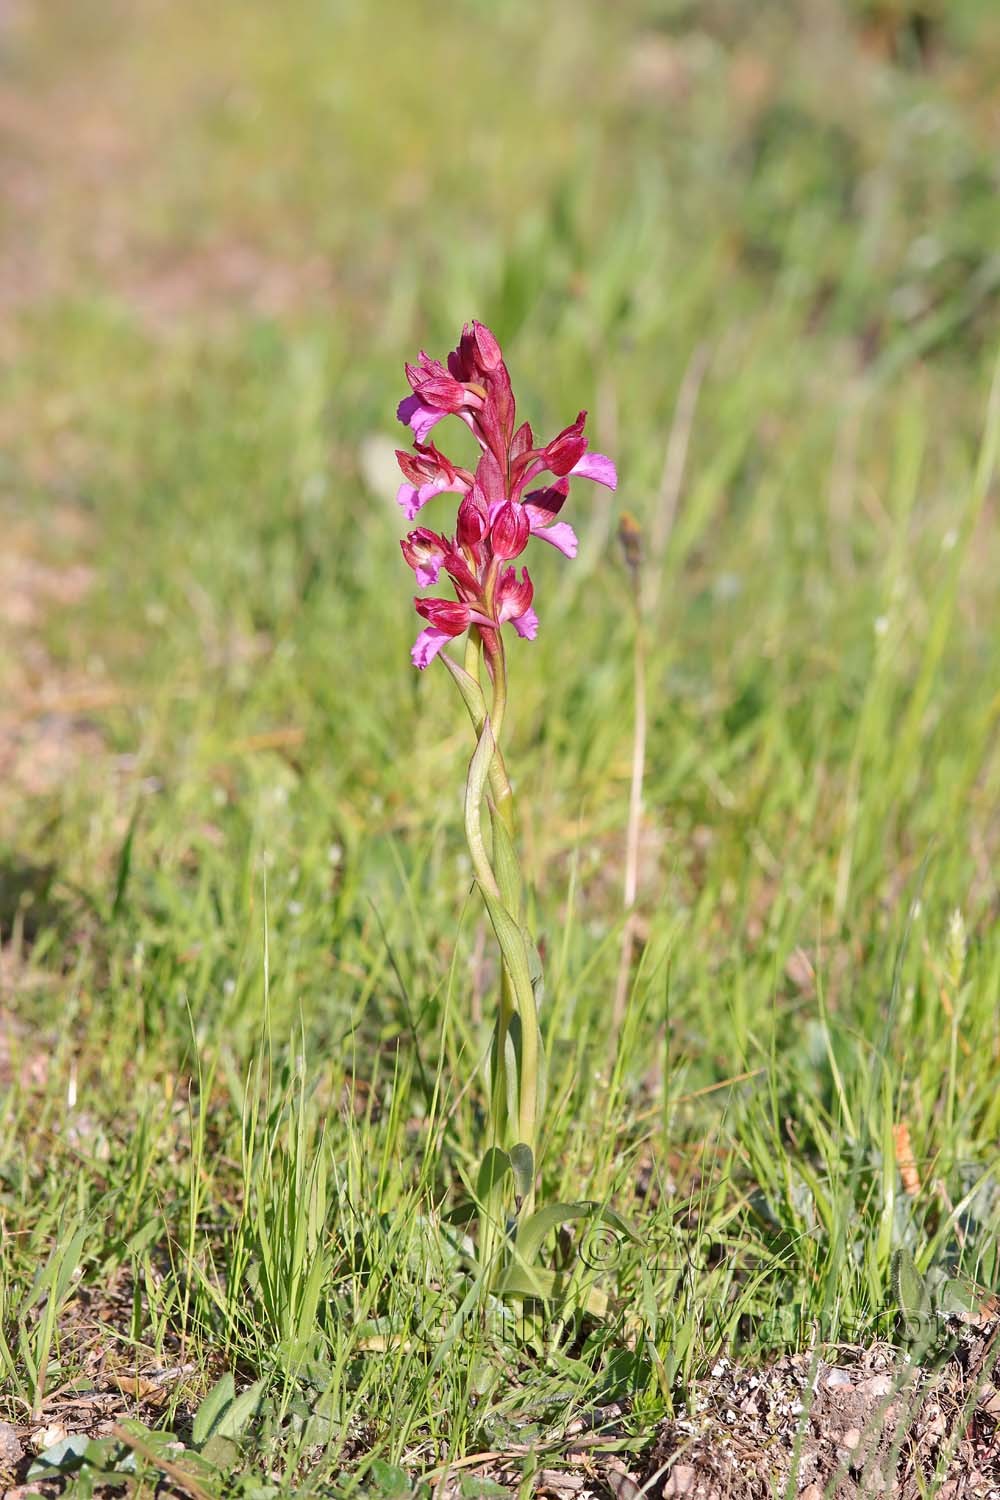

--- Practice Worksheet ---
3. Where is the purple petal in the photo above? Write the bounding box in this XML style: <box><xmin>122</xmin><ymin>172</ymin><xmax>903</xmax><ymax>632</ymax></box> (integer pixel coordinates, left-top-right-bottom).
<box><xmin>397</xmin><ymin>482</ymin><xmax>422</xmax><ymax>520</ymax></box>
<box><xmin>397</xmin><ymin>395</ymin><xmax>446</xmax><ymax>444</ymax></box>
<box><xmin>397</xmin><ymin>394</ymin><xmax>421</xmax><ymax>426</ymax></box>
<box><xmin>534</xmin><ymin>521</ymin><xmax>577</xmax><ymax>559</ymax></box>
<box><xmin>397</xmin><ymin>474</ymin><xmax>466</xmax><ymax>521</ymax></box>
<box><xmin>411</xmin><ymin>626</ymin><xmax>451</xmax><ymax>670</ymax></box>
<box><xmin>511</xmin><ymin>607</ymin><xmax>538</xmax><ymax>641</ymax></box>
<box><xmin>570</xmin><ymin>452</ymin><xmax>617</xmax><ymax>489</ymax></box>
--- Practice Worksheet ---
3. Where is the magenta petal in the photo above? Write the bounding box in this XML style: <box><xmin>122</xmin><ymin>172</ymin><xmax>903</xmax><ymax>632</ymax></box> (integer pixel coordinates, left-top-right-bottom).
<box><xmin>398</xmin><ymin>395</ymin><xmax>446</xmax><ymax>444</ymax></box>
<box><xmin>411</xmin><ymin>626</ymin><xmax>451</xmax><ymax>670</ymax></box>
<box><xmin>459</xmin><ymin>410</ymin><xmax>487</xmax><ymax>448</ymax></box>
<box><xmin>411</xmin><ymin>409</ymin><xmax>446</xmax><ymax>444</ymax></box>
<box><xmin>570</xmin><ymin>452</ymin><xmax>617</xmax><ymax>489</ymax></box>
<box><xmin>420</xmin><ymin>475</ymin><xmax>467</xmax><ymax>507</ymax></box>
<box><xmin>511</xmin><ymin>607</ymin><xmax>538</xmax><ymax>641</ymax></box>
<box><xmin>518</xmin><ymin>456</ymin><xmax>545</xmax><ymax>490</ymax></box>
<box><xmin>399</xmin><ymin>474</ymin><xmax>468</xmax><ymax>520</ymax></box>
<box><xmin>535</xmin><ymin>521</ymin><xmax>578</xmax><ymax>559</ymax></box>
<box><xmin>414</xmin><ymin>556</ymin><xmax>444</xmax><ymax>587</ymax></box>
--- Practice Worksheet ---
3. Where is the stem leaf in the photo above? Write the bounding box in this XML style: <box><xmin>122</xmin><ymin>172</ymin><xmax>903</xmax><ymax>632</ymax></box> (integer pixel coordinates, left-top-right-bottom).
<box><xmin>441</xmin><ymin>650</ymin><xmax>488</xmax><ymax>730</ymax></box>
<box><xmin>489</xmin><ymin>802</ymin><xmax>523</xmax><ymax>915</ymax></box>
<box><xmin>476</xmin><ymin>1147</ymin><xmax>512</xmax><ymax>1204</ymax></box>
<box><xmin>512</xmin><ymin>1201</ymin><xmax>636</xmax><ymax>1271</ymax></box>
<box><xmin>479</xmin><ymin>887</ymin><xmax>533</xmax><ymax>1010</ymax></box>
<box><xmin>509</xmin><ymin>1143</ymin><xmax>534</xmax><ymax>1203</ymax></box>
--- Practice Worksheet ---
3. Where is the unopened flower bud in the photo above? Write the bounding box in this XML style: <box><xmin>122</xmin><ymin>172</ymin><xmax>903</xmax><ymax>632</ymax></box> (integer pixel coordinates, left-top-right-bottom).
<box><xmin>490</xmin><ymin>502</ymin><xmax>530</xmax><ymax>560</ymax></box>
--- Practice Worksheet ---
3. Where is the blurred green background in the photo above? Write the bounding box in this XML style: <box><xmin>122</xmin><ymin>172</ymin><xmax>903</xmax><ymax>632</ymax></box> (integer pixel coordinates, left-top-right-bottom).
<box><xmin>2</xmin><ymin>0</ymin><xmax>1000</xmax><ymax>1486</ymax></box>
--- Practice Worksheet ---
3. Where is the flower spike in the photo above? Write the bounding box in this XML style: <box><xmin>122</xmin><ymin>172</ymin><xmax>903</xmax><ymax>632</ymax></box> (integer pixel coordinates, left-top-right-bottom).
<box><xmin>395</xmin><ymin>321</ymin><xmax>615</xmax><ymax>662</ymax></box>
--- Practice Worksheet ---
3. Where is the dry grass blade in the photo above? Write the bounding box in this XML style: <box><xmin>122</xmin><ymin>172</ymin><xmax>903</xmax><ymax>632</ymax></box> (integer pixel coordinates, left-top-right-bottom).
<box><xmin>647</xmin><ymin>342</ymin><xmax>710</xmax><ymax>611</ymax></box>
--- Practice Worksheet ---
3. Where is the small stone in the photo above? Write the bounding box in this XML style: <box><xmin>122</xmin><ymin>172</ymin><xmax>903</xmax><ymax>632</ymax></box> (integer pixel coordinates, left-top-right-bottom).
<box><xmin>859</xmin><ymin>1374</ymin><xmax>893</xmax><ymax>1398</ymax></box>
<box><xmin>923</xmin><ymin>1406</ymin><xmax>948</xmax><ymax>1438</ymax></box>
<box><xmin>664</xmin><ymin>1465</ymin><xmax>696</xmax><ymax>1496</ymax></box>
<box><xmin>538</xmin><ymin>1470</ymin><xmax>586</xmax><ymax>1494</ymax></box>
<box><xmin>842</xmin><ymin>1427</ymin><xmax>862</xmax><ymax>1450</ymax></box>
<box><xmin>0</xmin><ymin>1421</ymin><xmax>22</xmax><ymax>1467</ymax></box>
<box><xmin>605</xmin><ymin>1464</ymin><xmax>643</xmax><ymax>1500</ymax></box>
<box><xmin>824</xmin><ymin>1367</ymin><xmax>854</xmax><ymax>1388</ymax></box>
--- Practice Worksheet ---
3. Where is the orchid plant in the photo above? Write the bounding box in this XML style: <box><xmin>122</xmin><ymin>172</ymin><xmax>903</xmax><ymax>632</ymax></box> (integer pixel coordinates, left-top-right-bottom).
<box><xmin>395</xmin><ymin>323</ymin><xmax>626</xmax><ymax>1302</ymax></box>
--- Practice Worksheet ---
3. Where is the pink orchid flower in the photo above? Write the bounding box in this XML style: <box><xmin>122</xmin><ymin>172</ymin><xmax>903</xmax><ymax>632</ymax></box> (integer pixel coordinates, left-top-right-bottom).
<box><xmin>400</xmin><ymin>528</ymin><xmax>451</xmax><ymax>587</ymax></box>
<box><xmin>496</xmin><ymin>566</ymin><xmax>537</xmax><ymax>638</ymax></box>
<box><xmin>395</xmin><ymin>441</ymin><xmax>472</xmax><ymax>521</ymax></box>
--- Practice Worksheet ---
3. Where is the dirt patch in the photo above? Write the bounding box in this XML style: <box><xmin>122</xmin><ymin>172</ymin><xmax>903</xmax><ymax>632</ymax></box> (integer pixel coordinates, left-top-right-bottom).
<box><xmin>0</xmin><ymin>553</ymin><xmax>94</xmax><ymax>630</ymax></box>
<box><xmin>0</xmin><ymin>52</ymin><xmax>140</xmax><ymax>318</ymax></box>
<box><xmin>123</xmin><ymin>240</ymin><xmax>335</xmax><ymax>332</ymax></box>
<box><xmin>0</xmin><ymin>511</ymin><xmax>107</xmax><ymax>806</ymax></box>
<box><xmin>642</xmin><ymin>1332</ymin><xmax>1000</xmax><ymax>1498</ymax></box>
<box><xmin>0</xmin><ymin>6</ymin><xmax>335</xmax><ymax>334</ymax></box>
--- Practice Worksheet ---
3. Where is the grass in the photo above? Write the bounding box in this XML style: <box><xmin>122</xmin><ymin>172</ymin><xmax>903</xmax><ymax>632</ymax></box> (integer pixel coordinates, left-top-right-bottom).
<box><xmin>2</xmin><ymin>0</ymin><xmax>1000</xmax><ymax>1493</ymax></box>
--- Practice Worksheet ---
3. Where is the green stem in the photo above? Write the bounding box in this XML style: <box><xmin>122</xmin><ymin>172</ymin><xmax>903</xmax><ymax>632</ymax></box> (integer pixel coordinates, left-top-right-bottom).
<box><xmin>447</xmin><ymin>625</ymin><xmax>543</xmax><ymax>1243</ymax></box>
<box><xmin>482</xmin><ymin>631</ymin><xmax>539</xmax><ymax>1213</ymax></box>
<box><xmin>482</xmin><ymin>629</ymin><xmax>508</xmax><ymax>755</ymax></box>
<box><xmin>454</xmin><ymin>630</ymin><xmax>514</xmax><ymax>830</ymax></box>
<box><xmin>481</xmin><ymin>630</ymin><xmax>514</xmax><ymax>836</ymax></box>
<box><xmin>441</xmin><ymin>639</ymin><xmax>518</xmax><ymax>1167</ymax></box>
